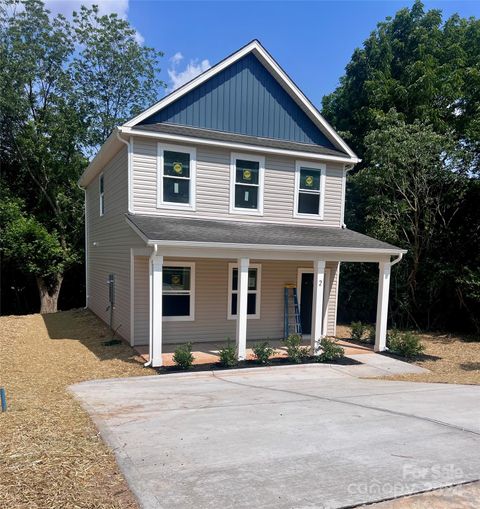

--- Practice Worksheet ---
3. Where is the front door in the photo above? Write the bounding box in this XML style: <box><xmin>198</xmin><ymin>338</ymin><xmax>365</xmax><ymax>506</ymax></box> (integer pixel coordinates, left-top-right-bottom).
<box><xmin>300</xmin><ymin>273</ymin><xmax>313</xmax><ymax>334</ymax></box>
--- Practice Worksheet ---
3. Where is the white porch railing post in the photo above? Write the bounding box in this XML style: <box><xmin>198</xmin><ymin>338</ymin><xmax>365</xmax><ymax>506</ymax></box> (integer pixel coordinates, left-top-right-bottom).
<box><xmin>150</xmin><ymin>253</ymin><xmax>164</xmax><ymax>367</ymax></box>
<box><xmin>236</xmin><ymin>257</ymin><xmax>249</xmax><ymax>361</ymax></box>
<box><xmin>311</xmin><ymin>259</ymin><xmax>326</xmax><ymax>354</ymax></box>
<box><xmin>375</xmin><ymin>262</ymin><xmax>391</xmax><ymax>352</ymax></box>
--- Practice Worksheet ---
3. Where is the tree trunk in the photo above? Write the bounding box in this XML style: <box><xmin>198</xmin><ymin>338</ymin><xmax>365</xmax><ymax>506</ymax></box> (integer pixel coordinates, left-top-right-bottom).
<box><xmin>36</xmin><ymin>275</ymin><xmax>63</xmax><ymax>314</ymax></box>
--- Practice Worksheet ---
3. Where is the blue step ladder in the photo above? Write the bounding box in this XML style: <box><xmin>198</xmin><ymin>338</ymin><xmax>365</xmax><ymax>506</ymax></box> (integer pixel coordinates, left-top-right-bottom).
<box><xmin>284</xmin><ymin>285</ymin><xmax>302</xmax><ymax>338</ymax></box>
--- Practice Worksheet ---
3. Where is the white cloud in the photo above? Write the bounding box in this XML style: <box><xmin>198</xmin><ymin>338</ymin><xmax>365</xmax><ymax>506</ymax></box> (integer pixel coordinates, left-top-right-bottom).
<box><xmin>168</xmin><ymin>58</ymin><xmax>211</xmax><ymax>92</ymax></box>
<box><xmin>170</xmin><ymin>52</ymin><xmax>184</xmax><ymax>65</ymax></box>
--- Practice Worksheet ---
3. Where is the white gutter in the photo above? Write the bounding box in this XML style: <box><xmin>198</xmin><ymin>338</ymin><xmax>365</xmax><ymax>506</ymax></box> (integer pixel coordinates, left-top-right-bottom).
<box><xmin>119</xmin><ymin>126</ymin><xmax>361</xmax><ymax>165</ymax></box>
<box><xmin>144</xmin><ymin>244</ymin><xmax>158</xmax><ymax>367</ymax></box>
<box><xmin>390</xmin><ymin>252</ymin><xmax>404</xmax><ymax>266</ymax></box>
<box><xmin>142</xmin><ymin>239</ymin><xmax>406</xmax><ymax>256</ymax></box>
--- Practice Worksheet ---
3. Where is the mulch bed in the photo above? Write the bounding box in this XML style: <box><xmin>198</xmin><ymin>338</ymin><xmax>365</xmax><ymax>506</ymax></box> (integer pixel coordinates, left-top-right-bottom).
<box><xmin>0</xmin><ymin>309</ymin><xmax>154</xmax><ymax>509</ymax></box>
<box><xmin>156</xmin><ymin>354</ymin><xmax>361</xmax><ymax>374</ymax></box>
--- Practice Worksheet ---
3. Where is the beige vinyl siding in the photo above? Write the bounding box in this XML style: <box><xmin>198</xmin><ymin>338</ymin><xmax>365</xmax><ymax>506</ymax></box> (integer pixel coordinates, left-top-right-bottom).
<box><xmin>133</xmin><ymin>255</ymin><xmax>150</xmax><ymax>343</ymax></box>
<box><xmin>133</xmin><ymin>258</ymin><xmax>338</xmax><ymax>345</ymax></box>
<box><xmin>86</xmin><ymin>146</ymin><xmax>144</xmax><ymax>343</ymax></box>
<box><xmin>132</xmin><ymin>138</ymin><xmax>344</xmax><ymax>227</ymax></box>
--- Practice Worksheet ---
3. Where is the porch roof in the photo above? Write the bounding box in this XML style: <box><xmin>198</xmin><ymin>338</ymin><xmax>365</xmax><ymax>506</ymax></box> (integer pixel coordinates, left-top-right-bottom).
<box><xmin>126</xmin><ymin>214</ymin><xmax>405</xmax><ymax>255</ymax></box>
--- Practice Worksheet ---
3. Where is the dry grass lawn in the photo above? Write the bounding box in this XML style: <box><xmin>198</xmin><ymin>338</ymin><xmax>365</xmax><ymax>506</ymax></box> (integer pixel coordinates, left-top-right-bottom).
<box><xmin>337</xmin><ymin>325</ymin><xmax>480</xmax><ymax>385</ymax></box>
<box><xmin>0</xmin><ymin>309</ymin><xmax>154</xmax><ymax>509</ymax></box>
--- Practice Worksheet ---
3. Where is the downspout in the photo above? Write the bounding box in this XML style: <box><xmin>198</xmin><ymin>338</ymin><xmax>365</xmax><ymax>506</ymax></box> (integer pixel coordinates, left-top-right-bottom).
<box><xmin>390</xmin><ymin>252</ymin><xmax>403</xmax><ymax>267</ymax></box>
<box><xmin>115</xmin><ymin>129</ymin><xmax>133</xmax><ymax>214</ymax></box>
<box><xmin>77</xmin><ymin>181</ymin><xmax>88</xmax><ymax>309</ymax></box>
<box><xmin>144</xmin><ymin>244</ymin><xmax>158</xmax><ymax>367</ymax></box>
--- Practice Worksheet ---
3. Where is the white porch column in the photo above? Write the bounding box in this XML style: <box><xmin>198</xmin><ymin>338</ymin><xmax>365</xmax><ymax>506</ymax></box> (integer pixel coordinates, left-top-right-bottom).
<box><xmin>236</xmin><ymin>257</ymin><xmax>249</xmax><ymax>361</ymax></box>
<box><xmin>149</xmin><ymin>253</ymin><xmax>163</xmax><ymax>367</ymax></box>
<box><xmin>375</xmin><ymin>262</ymin><xmax>391</xmax><ymax>352</ymax></box>
<box><xmin>311</xmin><ymin>259</ymin><xmax>326</xmax><ymax>354</ymax></box>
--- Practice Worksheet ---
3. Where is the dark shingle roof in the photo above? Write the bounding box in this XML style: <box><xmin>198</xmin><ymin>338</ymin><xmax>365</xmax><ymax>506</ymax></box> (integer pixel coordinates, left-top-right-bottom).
<box><xmin>132</xmin><ymin>123</ymin><xmax>349</xmax><ymax>158</ymax></box>
<box><xmin>127</xmin><ymin>215</ymin><xmax>403</xmax><ymax>253</ymax></box>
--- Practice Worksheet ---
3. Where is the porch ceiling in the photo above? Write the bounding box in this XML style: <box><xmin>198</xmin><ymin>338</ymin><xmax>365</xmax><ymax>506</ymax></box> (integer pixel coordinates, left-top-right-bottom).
<box><xmin>126</xmin><ymin>214</ymin><xmax>404</xmax><ymax>255</ymax></box>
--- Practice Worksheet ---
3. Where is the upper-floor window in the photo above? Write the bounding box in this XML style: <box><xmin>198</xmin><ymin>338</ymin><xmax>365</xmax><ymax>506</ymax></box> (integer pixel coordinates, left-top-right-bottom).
<box><xmin>99</xmin><ymin>173</ymin><xmax>105</xmax><ymax>216</ymax></box>
<box><xmin>227</xmin><ymin>263</ymin><xmax>261</xmax><ymax>319</ymax></box>
<box><xmin>294</xmin><ymin>161</ymin><xmax>326</xmax><ymax>218</ymax></box>
<box><xmin>157</xmin><ymin>143</ymin><xmax>196</xmax><ymax>210</ymax></box>
<box><xmin>229</xmin><ymin>153</ymin><xmax>265</xmax><ymax>215</ymax></box>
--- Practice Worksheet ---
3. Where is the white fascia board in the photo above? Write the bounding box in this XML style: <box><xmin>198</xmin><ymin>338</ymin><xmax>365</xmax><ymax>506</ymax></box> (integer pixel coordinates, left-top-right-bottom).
<box><xmin>143</xmin><ymin>239</ymin><xmax>407</xmax><ymax>256</ymax></box>
<box><xmin>122</xmin><ymin>40</ymin><xmax>358</xmax><ymax>159</ymax></box>
<box><xmin>251</xmin><ymin>44</ymin><xmax>358</xmax><ymax>160</ymax></box>
<box><xmin>125</xmin><ymin>216</ymin><xmax>150</xmax><ymax>243</ymax></box>
<box><xmin>119</xmin><ymin>126</ymin><xmax>360</xmax><ymax>165</ymax></box>
<box><xmin>78</xmin><ymin>129</ymin><xmax>123</xmax><ymax>187</ymax></box>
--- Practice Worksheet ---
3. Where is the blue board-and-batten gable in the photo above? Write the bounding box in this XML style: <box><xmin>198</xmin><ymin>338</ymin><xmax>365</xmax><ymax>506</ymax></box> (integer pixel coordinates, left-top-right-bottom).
<box><xmin>140</xmin><ymin>53</ymin><xmax>336</xmax><ymax>150</ymax></box>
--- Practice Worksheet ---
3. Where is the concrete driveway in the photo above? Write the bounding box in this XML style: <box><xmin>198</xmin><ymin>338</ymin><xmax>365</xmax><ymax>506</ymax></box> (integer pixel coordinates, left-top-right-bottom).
<box><xmin>71</xmin><ymin>363</ymin><xmax>480</xmax><ymax>509</ymax></box>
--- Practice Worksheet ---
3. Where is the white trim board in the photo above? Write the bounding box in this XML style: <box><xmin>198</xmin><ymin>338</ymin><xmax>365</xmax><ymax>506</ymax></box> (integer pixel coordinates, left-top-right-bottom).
<box><xmin>227</xmin><ymin>262</ymin><xmax>262</xmax><ymax>320</ymax></box>
<box><xmin>123</xmin><ymin>41</ymin><xmax>358</xmax><ymax>160</ymax></box>
<box><xmin>294</xmin><ymin>160</ymin><xmax>326</xmax><ymax>220</ymax></box>
<box><xmin>122</xmin><ymin>127</ymin><xmax>360</xmax><ymax>164</ymax></box>
<box><xmin>157</xmin><ymin>142</ymin><xmax>197</xmax><ymax>212</ymax></box>
<box><xmin>229</xmin><ymin>152</ymin><xmax>265</xmax><ymax>216</ymax></box>
<box><xmin>162</xmin><ymin>261</ymin><xmax>196</xmax><ymax>322</ymax></box>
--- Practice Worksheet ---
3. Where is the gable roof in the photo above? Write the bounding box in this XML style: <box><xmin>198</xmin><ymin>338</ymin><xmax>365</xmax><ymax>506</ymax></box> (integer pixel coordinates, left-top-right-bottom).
<box><xmin>79</xmin><ymin>40</ymin><xmax>359</xmax><ymax>188</ymax></box>
<box><xmin>124</xmin><ymin>40</ymin><xmax>358</xmax><ymax>159</ymax></box>
<box><xmin>138</xmin><ymin>52</ymin><xmax>337</xmax><ymax>150</ymax></box>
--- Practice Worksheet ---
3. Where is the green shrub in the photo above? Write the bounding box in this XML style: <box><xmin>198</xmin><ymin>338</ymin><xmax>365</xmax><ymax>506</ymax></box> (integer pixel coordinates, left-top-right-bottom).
<box><xmin>218</xmin><ymin>340</ymin><xmax>238</xmax><ymax>368</ymax></box>
<box><xmin>252</xmin><ymin>341</ymin><xmax>275</xmax><ymax>364</ymax></box>
<box><xmin>366</xmin><ymin>325</ymin><xmax>376</xmax><ymax>345</ymax></box>
<box><xmin>173</xmin><ymin>342</ymin><xmax>194</xmax><ymax>369</ymax></box>
<box><xmin>350</xmin><ymin>321</ymin><xmax>367</xmax><ymax>342</ymax></box>
<box><xmin>316</xmin><ymin>338</ymin><xmax>345</xmax><ymax>362</ymax></box>
<box><xmin>387</xmin><ymin>330</ymin><xmax>425</xmax><ymax>359</ymax></box>
<box><xmin>283</xmin><ymin>334</ymin><xmax>310</xmax><ymax>363</ymax></box>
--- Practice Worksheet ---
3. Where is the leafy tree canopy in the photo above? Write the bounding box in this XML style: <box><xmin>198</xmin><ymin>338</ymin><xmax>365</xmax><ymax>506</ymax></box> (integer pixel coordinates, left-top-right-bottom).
<box><xmin>323</xmin><ymin>1</ymin><xmax>480</xmax><ymax>333</ymax></box>
<box><xmin>0</xmin><ymin>0</ymin><xmax>165</xmax><ymax>312</ymax></box>
<box><xmin>323</xmin><ymin>0</ymin><xmax>480</xmax><ymax>175</ymax></box>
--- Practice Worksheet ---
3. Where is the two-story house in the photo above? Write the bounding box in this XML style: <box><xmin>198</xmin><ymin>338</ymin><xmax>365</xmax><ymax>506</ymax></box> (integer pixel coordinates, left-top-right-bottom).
<box><xmin>79</xmin><ymin>40</ymin><xmax>405</xmax><ymax>367</ymax></box>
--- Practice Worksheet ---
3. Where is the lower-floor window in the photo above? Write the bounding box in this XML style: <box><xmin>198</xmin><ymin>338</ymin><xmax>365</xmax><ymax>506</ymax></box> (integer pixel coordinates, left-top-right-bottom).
<box><xmin>228</xmin><ymin>263</ymin><xmax>261</xmax><ymax>319</ymax></box>
<box><xmin>163</xmin><ymin>263</ymin><xmax>195</xmax><ymax>320</ymax></box>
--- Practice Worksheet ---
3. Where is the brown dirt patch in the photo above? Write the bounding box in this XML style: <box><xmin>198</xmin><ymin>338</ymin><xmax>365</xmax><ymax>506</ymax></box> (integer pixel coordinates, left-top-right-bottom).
<box><xmin>337</xmin><ymin>324</ymin><xmax>480</xmax><ymax>385</ymax></box>
<box><xmin>0</xmin><ymin>309</ymin><xmax>154</xmax><ymax>509</ymax></box>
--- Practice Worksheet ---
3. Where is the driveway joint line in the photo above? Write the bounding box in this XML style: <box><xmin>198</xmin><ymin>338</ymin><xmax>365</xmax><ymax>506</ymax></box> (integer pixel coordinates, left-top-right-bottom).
<box><xmin>211</xmin><ymin>372</ymin><xmax>480</xmax><ymax>437</ymax></box>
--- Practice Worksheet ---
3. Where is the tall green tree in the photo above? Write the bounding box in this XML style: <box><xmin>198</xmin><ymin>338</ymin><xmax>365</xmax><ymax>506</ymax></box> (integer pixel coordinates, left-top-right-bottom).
<box><xmin>322</xmin><ymin>1</ymin><xmax>480</xmax><ymax>332</ymax></box>
<box><xmin>71</xmin><ymin>5</ymin><xmax>164</xmax><ymax>149</ymax></box>
<box><xmin>0</xmin><ymin>0</ymin><xmax>165</xmax><ymax>313</ymax></box>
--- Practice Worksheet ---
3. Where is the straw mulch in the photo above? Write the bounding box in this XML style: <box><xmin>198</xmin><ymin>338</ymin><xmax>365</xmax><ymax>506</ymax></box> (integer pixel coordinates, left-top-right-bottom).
<box><xmin>0</xmin><ymin>309</ymin><xmax>155</xmax><ymax>509</ymax></box>
<box><xmin>337</xmin><ymin>325</ymin><xmax>480</xmax><ymax>385</ymax></box>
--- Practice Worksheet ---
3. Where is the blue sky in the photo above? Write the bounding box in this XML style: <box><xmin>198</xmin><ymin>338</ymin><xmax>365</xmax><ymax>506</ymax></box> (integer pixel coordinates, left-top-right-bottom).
<box><xmin>48</xmin><ymin>0</ymin><xmax>480</xmax><ymax>109</ymax></box>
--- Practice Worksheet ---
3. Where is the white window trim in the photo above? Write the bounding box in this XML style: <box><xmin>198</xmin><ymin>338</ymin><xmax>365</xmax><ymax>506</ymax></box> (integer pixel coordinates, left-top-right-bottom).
<box><xmin>163</xmin><ymin>261</ymin><xmax>195</xmax><ymax>322</ymax></box>
<box><xmin>99</xmin><ymin>173</ymin><xmax>105</xmax><ymax>216</ymax></box>
<box><xmin>293</xmin><ymin>160</ymin><xmax>326</xmax><ymax>219</ymax></box>
<box><xmin>157</xmin><ymin>143</ymin><xmax>196</xmax><ymax>211</ymax></box>
<box><xmin>229</xmin><ymin>152</ymin><xmax>265</xmax><ymax>216</ymax></box>
<box><xmin>227</xmin><ymin>262</ymin><xmax>261</xmax><ymax>320</ymax></box>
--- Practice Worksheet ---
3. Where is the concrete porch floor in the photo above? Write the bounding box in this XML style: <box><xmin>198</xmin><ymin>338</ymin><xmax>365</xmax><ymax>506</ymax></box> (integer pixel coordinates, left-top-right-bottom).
<box><xmin>134</xmin><ymin>338</ymin><xmax>373</xmax><ymax>366</ymax></box>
